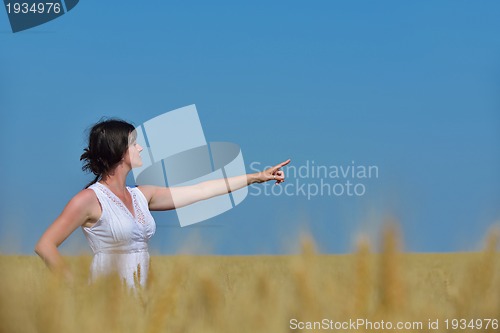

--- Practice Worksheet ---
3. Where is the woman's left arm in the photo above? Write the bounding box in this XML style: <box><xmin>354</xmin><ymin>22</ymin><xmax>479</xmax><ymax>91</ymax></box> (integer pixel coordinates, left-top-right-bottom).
<box><xmin>140</xmin><ymin>159</ymin><xmax>290</xmax><ymax>211</ymax></box>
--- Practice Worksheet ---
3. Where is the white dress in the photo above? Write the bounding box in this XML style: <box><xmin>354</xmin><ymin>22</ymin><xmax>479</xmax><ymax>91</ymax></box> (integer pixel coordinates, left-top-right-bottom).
<box><xmin>82</xmin><ymin>182</ymin><xmax>156</xmax><ymax>287</ymax></box>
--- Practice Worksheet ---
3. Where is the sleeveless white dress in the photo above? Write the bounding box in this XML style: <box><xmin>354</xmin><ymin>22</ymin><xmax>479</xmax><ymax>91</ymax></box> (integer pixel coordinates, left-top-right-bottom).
<box><xmin>82</xmin><ymin>182</ymin><xmax>156</xmax><ymax>287</ymax></box>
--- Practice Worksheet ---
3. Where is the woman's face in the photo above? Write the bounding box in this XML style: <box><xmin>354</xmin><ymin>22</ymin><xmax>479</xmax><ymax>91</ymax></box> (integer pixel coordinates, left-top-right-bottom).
<box><xmin>125</xmin><ymin>131</ymin><xmax>143</xmax><ymax>168</ymax></box>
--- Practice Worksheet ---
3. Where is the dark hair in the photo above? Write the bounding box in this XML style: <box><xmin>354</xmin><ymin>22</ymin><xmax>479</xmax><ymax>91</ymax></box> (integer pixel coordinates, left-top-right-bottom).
<box><xmin>80</xmin><ymin>118</ymin><xmax>136</xmax><ymax>188</ymax></box>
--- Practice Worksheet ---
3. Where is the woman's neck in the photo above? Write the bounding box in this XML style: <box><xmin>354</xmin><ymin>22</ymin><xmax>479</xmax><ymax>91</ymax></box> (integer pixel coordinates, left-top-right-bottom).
<box><xmin>100</xmin><ymin>164</ymin><xmax>130</xmax><ymax>191</ymax></box>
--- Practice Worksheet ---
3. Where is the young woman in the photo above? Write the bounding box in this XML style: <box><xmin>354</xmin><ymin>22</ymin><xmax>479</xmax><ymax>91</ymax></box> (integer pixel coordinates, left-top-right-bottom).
<box><xmin>35</xmin><ymin>119</ymin><xmax>290</xmax><ymax>287</ymax></box>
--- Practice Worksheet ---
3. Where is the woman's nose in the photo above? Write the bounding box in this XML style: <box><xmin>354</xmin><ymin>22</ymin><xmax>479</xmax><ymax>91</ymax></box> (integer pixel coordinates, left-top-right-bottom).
<box><xmin>137</xmin><ymin>144</ymin><xmax>143</xmax><ymax>152</ymax></box>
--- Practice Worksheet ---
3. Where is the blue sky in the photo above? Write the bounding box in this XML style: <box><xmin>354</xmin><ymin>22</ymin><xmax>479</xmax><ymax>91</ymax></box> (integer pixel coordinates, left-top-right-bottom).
<box><xmin>0</xmin><ymin>1</ymin><xmax>499</xmax><ymax>255</ymax></box>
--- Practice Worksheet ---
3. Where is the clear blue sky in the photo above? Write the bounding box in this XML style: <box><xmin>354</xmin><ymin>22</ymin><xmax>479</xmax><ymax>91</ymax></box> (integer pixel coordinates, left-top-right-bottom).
<box><xmin>1</xmin><ymin>1</ymin><xmax>499</xmax><ymax>255</ymax></box>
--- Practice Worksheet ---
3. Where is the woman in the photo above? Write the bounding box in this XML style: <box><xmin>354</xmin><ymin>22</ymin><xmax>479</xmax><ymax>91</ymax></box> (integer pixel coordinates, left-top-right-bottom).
<box><xmin>35</xmin><ymin>119</ymin><xmax>289</xmax><ymax>287</ymax></box>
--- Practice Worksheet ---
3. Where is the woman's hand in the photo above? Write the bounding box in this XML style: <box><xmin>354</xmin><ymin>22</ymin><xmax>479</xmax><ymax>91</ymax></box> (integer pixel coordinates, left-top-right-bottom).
<box><xmin>258</xmin><ymin>159</ymin><xmax>291</xmax><ymax>185</ymax></box>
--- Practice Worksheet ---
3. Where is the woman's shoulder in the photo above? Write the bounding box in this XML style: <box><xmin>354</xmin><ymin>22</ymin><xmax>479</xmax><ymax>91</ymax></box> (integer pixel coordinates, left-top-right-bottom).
<box><xmin>74</xmin><ymin>188</ymin><xmax>99</xmax><ymax>202</ymax></box>
<box><xmin>66</xmin><ymin>188</ymin><xmax>102</xmax><ymax>220</ymax></box>
<box><xmin>134</xmin><ymin>185</ymin><xmax>155</xmax><ymax>202</ymax></box>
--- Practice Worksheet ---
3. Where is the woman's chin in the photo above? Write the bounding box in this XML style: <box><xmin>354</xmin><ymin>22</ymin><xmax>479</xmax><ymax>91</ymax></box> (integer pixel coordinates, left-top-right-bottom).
<box><xmin>132</xmin><ymin>161</ymin><xmax>143</xmax><ymax>169</ymax></box>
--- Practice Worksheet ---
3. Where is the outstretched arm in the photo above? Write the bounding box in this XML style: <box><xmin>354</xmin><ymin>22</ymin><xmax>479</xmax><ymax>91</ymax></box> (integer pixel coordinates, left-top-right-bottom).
<box><xmin>140</xmin><ymin>159</ymin><xmax>290</xmax><ymax>211</ymax></box>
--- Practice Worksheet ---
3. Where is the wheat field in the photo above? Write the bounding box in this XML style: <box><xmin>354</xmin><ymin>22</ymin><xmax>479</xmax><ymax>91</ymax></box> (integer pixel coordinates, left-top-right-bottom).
<box><xmin>1</xmin><ymin>225</ymin><xmax>499</xmax><ymax>333</ymax></box>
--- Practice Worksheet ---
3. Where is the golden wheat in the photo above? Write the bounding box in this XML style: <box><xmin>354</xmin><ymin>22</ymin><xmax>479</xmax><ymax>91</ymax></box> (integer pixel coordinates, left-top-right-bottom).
<box><xmin>1</xmin><ymin>225</ymin><xmax>499</xmax><ymax>333</ymax></box>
